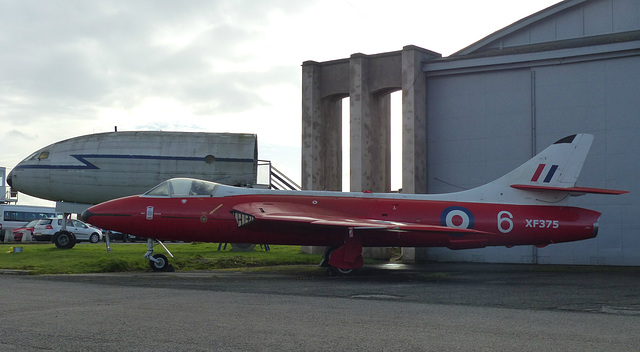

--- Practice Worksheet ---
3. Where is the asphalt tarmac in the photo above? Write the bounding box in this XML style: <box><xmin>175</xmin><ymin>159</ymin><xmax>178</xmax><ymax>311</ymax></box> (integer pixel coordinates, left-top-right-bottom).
<box><xmin>1</xmin><ymin>263</ymin><xmax>640</xmax><ymax>351</ymax></box>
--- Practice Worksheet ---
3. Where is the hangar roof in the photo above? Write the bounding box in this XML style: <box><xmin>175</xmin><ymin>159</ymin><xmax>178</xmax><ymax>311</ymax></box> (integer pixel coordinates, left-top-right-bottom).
<box><xmin>451</xmin><ymin>0</ymin><xmax>640</xmax><ymax>59</ymax></box>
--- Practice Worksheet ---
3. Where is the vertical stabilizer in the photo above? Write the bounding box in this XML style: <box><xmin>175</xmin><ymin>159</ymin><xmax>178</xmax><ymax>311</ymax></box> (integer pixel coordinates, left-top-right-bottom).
<box><xmin>445</xmin><ymin>134</ymin><xmax>598</xmax><ymax>205</ymax></box>
<box><xmin>501</xmin><ymin>134</ymin><xmax>593</xmax><ymax>190</ymax></box>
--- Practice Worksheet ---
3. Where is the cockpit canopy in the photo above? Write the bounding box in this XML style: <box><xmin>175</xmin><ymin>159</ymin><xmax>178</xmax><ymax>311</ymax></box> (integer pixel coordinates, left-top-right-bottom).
<box><xmin>143</xmin><ymin>178</ymin><xmax>219</xmax><ymax>198</ymax></box>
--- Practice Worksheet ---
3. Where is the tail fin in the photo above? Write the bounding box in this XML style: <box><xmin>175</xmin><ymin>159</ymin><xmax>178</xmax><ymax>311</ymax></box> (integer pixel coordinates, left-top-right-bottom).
<box><xmin>452</xmin><ymin>134</ymin><xmax>627</xmax><ymax>205</ymax></box>
<box><xmin>505</xmin><ymin>134</ymin><xmax>593</xmax><ymax>190</ymax></box>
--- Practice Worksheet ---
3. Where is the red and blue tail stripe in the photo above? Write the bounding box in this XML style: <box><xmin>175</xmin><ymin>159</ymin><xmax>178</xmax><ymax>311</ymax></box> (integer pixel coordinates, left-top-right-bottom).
<box><xmin>531</xmin><ymin>164</ymin><xmax>559</xmax><ymax>183</ymax></box>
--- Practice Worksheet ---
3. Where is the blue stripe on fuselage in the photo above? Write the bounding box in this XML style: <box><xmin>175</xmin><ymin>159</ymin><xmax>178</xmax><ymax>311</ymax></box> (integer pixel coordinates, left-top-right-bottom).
<box><xmin>13</xmin><ymin>154</ymin><xmax>255</xmax><ymax>170</ymax></box>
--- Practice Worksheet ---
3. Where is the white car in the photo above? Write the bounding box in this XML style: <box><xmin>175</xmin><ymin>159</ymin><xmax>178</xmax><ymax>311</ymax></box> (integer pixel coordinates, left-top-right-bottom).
<box><xmin>34</xmin><ymin>218</ymin><xmax>103</xmax><ymax>243</ymax></box>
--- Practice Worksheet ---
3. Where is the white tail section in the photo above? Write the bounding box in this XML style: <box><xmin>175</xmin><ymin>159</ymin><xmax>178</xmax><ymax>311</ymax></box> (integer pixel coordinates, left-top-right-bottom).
<box><xmin>442</xmin><ymin>134</ymin><xmax>596</xmax><ymax>205</ymax></box>
<box><xmin>500</xmin><ymin>134</ymin><xmax>592</xmax><ymax>190</ymax></box>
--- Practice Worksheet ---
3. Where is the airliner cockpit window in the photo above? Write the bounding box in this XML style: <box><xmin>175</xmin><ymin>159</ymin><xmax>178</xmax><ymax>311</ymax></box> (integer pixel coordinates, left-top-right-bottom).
<box><xmin>25</xmin><ymin>150</ymin><xmax>49</xmax><ymax>161</ymax></box>
<box><xmin>27</xmin><ymin>151</ymin><xmax>39</xmax><ymax>160</ymax></box>
<box><xmin>144</xmin><ymin>181</ymin><xmax>170</xmax><ymax>197</ymax></box>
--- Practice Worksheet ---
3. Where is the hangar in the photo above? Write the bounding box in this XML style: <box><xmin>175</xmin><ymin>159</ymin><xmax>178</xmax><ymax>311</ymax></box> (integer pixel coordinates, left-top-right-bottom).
<box><xmin>302</xmin><ymin>0</ymin><xmax>640</xmax><ymax>265</ymax></box>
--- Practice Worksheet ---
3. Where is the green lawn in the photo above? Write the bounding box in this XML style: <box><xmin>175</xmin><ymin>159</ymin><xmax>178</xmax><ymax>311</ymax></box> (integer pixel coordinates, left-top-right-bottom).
<box><xmin>0</xmin><ymin>243</ymin><xmax>323</xmax><ymax>274</ymax></box>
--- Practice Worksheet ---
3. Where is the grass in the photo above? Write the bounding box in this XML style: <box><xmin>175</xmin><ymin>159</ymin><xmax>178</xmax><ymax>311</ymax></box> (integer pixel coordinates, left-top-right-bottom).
<box><xmin>0</xmin><ymin>243</ymin><xmax>323</xmax><ymax>274</ymax></box>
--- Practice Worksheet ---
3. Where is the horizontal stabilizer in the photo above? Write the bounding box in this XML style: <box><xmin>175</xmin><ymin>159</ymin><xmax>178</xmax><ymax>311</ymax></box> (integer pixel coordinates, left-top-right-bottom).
<box><xmin>511</xmin><ymin>184</ymin><xmax>628</xmax><ymax>195</ymax></box>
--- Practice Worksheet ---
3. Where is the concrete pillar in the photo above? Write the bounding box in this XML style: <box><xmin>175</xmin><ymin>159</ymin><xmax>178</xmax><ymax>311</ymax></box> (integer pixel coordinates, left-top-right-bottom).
<box><xmin>402</xmin><ymin>247</ymin><xmax>416</xmax><ymax>263</ymax></box>
<box><xmin>321</xmin><ymin>98</ymin><xmax>342</xmax><ymax>191</ymax></box>
<box><xmin>302</xmin><ymin>61</ymin><xmax>321</xmax><ymax>191</ymax></box>
<box><xmin>349</xmin><ymin>54</ymin><xmax>391</xmax><ymax>193</ymax></box>
<box><xmin>302</xmin><ymin>61</ymin><xmax>342</xmax><ymax>191</ymax></box>
<box><xmin>349</xmin><ymin>54</ymin><xmax>369</xmax><ymax>192</ymax></box>
<box><xmin>401</xmin><ymin>45</ymin><xmax>440</xmax><ymax>194</ymax></box>
<box><xmin>372</xmin><ymin>93</ymin><xmax>391</xmax><ymax>192</ymax></box>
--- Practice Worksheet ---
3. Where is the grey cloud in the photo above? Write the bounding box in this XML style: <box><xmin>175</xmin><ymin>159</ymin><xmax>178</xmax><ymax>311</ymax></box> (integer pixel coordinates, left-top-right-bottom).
<box><xmin>0</xmin><ymin>0</ymin><xmax>313</xmax><ymax>126</ymax></box>
<box><xmin>2</xmin><ymin>129</ymin><xmax>31</xmax><ymax>141</ymax></box>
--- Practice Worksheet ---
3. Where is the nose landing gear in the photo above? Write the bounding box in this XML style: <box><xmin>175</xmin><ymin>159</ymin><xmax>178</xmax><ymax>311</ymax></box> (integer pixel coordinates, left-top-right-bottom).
<box><xmin>144</xmin><ymin>238</ymin><xmax>175</xmax><ymax>272</ymax></box>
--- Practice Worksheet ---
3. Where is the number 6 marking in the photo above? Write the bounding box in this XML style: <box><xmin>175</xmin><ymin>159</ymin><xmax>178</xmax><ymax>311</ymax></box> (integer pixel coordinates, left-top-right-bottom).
<box><xmin>497</xmin><ymin>211</ymin><xmax>513</xmax><ymax>233</ymax></box>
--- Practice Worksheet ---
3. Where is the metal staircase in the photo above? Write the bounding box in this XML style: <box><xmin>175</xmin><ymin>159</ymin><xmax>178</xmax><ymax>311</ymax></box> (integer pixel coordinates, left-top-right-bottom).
<box><xmin>257</xmin><ymin>160</ymin><xmax>300</xmax><ymax>191</ymax></box>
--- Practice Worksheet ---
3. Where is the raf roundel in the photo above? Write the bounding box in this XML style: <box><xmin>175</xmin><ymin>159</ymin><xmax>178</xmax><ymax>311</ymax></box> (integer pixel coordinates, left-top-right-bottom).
<box><xmin>440</xmin><ymin>206</ymin><xmax>475</xmax><ymax>229</ymax></box>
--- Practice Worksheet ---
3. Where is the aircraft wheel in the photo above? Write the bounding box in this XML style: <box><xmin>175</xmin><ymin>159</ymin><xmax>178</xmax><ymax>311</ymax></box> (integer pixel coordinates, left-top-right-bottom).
<box><xmin>320</xmin><ymin>246</ymin><xmax>337</xmax><ymax>267</ymax></box>
<box><xmin>89</xmin><ymin>233</ymin><xmax>100</xmax><ymax>243</ymax></box>
<box><xmin>325</xmin><ymin>247</ymin><xmax>356</xmax><ymax>276</ymax></box>
<box><xmin>53</xmin><ymin>231</ymin><xmax>76</xmax><ymax>249</ymax></box>
<box><xmin>328</xmin><ymin>265</ymin><xmax>354</xmax><ymax>276</ymax></box>
<box><xmin>149</xmin><ymin>254</ymin><xmax>170</xmax><ymax>272</ymax></box>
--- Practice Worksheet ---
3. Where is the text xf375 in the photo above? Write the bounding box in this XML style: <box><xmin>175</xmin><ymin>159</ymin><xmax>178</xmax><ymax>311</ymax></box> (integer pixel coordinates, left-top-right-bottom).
<box><xmin>525</xmin><ymin>219</ymin><xmax>559</xmax><ymax>229</ymax></box>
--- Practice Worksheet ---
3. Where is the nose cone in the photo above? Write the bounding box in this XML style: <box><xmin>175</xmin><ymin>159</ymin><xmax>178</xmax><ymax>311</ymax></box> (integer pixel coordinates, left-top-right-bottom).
<box><xmin>80</xmin><ymin>209</ymin><xmax>94</xmax><ymax>223</ymax></box>
<box><xmin>80</xmin><ymin>196</ymin><xmax>139</xmax><ymax>235</ymax></box>
<box><xmin>6</xmin><ymin>170</ymin><xmax>13</xmax><ymax>188</ymax></box>
<box><xmin>80</xmin><ymin>203</ymin><xmax>114</xmax><ymax>228</ymax></box>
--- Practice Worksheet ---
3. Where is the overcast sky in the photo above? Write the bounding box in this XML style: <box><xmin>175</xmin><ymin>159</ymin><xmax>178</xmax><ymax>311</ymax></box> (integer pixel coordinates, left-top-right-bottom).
<box><xmin>0</xmin><ymin>0</ymin><xmax>561</xmax><ymax>206</ymax></box>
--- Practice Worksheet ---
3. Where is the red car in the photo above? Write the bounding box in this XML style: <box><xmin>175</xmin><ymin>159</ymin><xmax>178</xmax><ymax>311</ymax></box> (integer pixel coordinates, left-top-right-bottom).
<box><xmin>11</xmin><ymin>220</ymin><xmax>39</xmax><ymax>242</ymax></box>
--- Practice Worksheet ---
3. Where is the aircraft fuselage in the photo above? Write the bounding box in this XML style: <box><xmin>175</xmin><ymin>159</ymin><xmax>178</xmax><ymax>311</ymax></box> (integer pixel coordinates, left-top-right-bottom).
<box><xmin>84</xmin><ymin>192</ymin><xmax>600</xmax><ymax>250</ymax></box>
<box><xmin>8</xmin><ymin>131</ymin><xmax>258</xmax><ymax>205</ymax></box>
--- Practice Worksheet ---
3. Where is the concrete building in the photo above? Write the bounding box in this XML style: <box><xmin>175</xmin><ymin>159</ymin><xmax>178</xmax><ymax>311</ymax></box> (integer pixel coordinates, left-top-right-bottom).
<box><xmin>301</xmin><ymin>0</ymin><xmax>640</xmax><ymax>265</ymax></box>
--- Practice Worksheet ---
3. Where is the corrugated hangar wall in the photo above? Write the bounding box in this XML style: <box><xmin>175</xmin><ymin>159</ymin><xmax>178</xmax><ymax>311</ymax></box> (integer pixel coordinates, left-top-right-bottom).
<box><xmin>420</xmin><ymin>0</ymin><xmax>640</xmax><ymax>265</ymax></box>
<box><xmin>422</xmin><ymin>55</ymin><xmax>640</xmax><ymax>265</ymax></box>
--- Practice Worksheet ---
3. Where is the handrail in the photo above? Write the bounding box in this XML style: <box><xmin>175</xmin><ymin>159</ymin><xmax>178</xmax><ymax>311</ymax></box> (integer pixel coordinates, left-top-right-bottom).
<box><xmin>270</xmin><ymin>165</ymin><xmax>301</xmax><ymax>191</ymax></box>
<box><xmin>257</xmin><ymin>160</ymin><xmax>300</xmax><ymax>191</ymax></box>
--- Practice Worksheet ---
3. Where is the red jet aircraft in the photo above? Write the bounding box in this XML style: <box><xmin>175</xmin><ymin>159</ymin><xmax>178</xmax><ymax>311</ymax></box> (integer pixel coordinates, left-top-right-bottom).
<box><xmin>82</xmin><ymin>134</ymin><xmax>626</xmax><ymax>273</ymax></box>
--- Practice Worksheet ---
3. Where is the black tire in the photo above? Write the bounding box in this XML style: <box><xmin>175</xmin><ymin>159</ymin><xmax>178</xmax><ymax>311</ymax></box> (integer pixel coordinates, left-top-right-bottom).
<box><xmin>53</xmin><ymin>231</ymin><xmax>76</xmax><ymax>249</ymax></box>
<box><xmin>149</xmin><ymin>254</ymin><xmax>169</xmax><ymax>271</ymax></box>
<box><xmin>89</xmin><ymin>233</ymin><xmax>100</xmax><ymax>243</ymax></box>
<box><xmin>320</xmin><ymin>246</ymin><xmax>337</xmax><ymax>267</ymax></box>
<box><xmin>328</xmin><ymin>266</ymin><xmax>355</xmax><ymax>276</ymax></box>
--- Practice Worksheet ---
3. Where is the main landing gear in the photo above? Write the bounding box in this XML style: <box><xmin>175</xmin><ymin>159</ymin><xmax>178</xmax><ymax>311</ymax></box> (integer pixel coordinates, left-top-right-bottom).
<box><xmin>321</xmin><ymin>235</ymin><xmax>364</xmax><ymax>275</ymax></box>
<box><xmin>53</xmin><ymin>213</ymin><xmax>76</xmax><ymax>249</ymax></box>
<box><xmin>53</xmin><ymin>230</ymin><xmax>76</xmax><ymax>249</ymax></box>
<box><xmin>144</xmin><ymin>238</ymin><xmax>175</xmax><ymax>272</ymax></box>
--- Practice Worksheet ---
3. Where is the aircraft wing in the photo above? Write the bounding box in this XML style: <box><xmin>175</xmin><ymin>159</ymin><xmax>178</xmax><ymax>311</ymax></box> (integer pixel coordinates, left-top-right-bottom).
<box><xmin>231</xmin><ymin>202</ymin><xmax>490</xmax><ymax>235</ymax></box>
